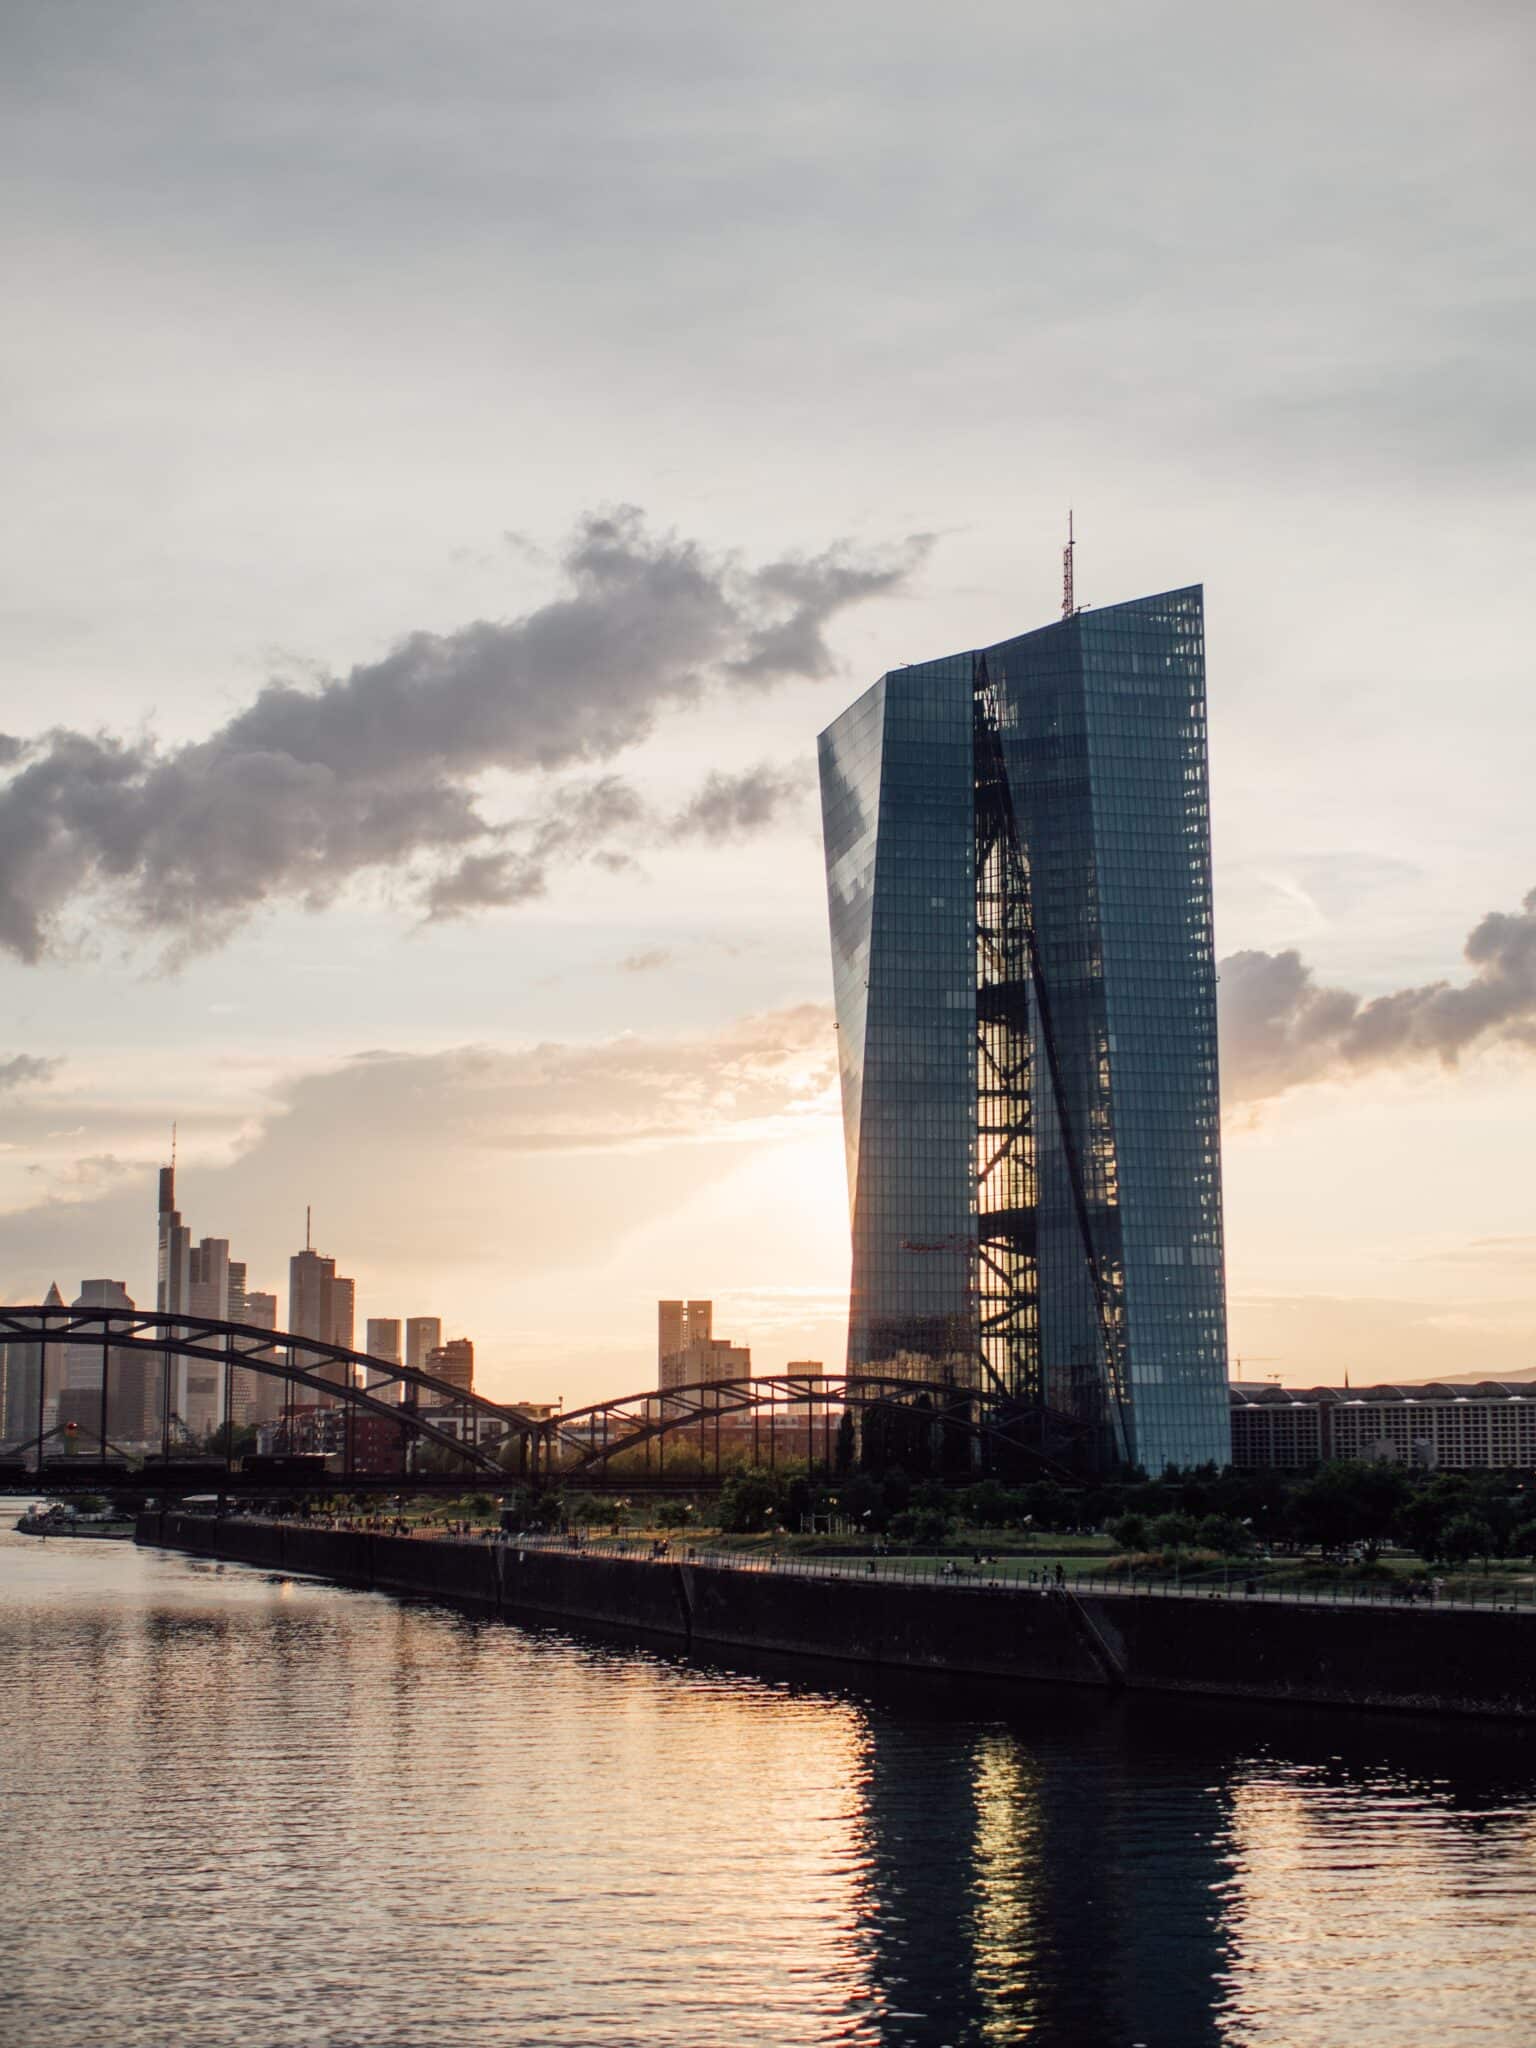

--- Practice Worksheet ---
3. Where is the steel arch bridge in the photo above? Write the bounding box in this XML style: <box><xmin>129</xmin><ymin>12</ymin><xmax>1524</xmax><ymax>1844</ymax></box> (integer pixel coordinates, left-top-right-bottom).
<box><xmin>535</xmin><ymin>1370</ymin><xmax>1090</xmax><ymax>1483</ymax></box>
<box><xmin>0</xmin><ymin>1305</ymin><xmax>538</xmax><ymax>1481</ymax></box>
<box><xmin>0</xmin><ymin>1307</ymin><xmax>1089</xmax><ymax>1494</ymax></box>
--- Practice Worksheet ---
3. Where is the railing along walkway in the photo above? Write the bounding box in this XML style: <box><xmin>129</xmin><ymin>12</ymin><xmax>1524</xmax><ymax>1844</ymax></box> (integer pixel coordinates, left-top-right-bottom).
<box><xmin>245</xmin><ymin>1517</ymin><xmax>1529</xmax><ymax>1617</ymax></box>
<box><xmin>532</xmin><ymin>1539</ymin><xmax>1531</xmax><ymax>1614</ymax></box>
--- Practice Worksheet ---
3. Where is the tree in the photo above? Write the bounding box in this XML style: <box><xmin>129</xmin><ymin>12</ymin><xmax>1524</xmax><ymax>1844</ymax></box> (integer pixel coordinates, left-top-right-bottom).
<box><xmin>962</xmin><ymin>1479</ymin><xmax>1016</xmax><ymax>1529</ymax></box>
<box><xmin>717</xmin><ymin>1467</ymin><xmax>786</xmax><ymax>1534</ymax></box>
<box><xmin>1440</xmin><ymin>1513</ymin><xmax>1496</xmax><ymax>1567</ymax></box>
<box><xmin>1150</xmin><ymin>1512</ymin><xmax>1198</xmax><ymax>1551</ymax></box>
<box><xmin>562</xmin><ymin>1493</ymin><xmax>611</xmax><ymax>1529</ymax></box>
<box><xmin>834</xmin><ymin>1410</ymin><xmax>857</xmax><ymax>1476</ymax></box>
<box><xmin>837</xmin><ymin>1471</ymin><xmax>884</xmax><ymax>1531</ymax></box>
<box><xmin>1287</xmin><ymin>1460</ymin><xmax>1407</xmax><ymax>1560</ymax></box>
<box><xmin>1195</xmin><ymin>1514</ymin><xmax>1251</xmax><ymax>1557</ymax></box>
<box><xmin>654</xmin><ymin>1498</ymin><xmax>693</xmax><ymax>1530</ymax></box>
<box><xmin>1108</xmin><ymin>1513</ymin><xmax>1149</xmax><ymax>1553</ymax></box>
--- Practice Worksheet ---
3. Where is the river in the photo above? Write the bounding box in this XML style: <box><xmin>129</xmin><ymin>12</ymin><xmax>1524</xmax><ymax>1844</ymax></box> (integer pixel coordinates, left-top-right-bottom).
<box><xmin>2</xmin><ymin>1507</ymin><xmax>1535</xmax><ymax>2048</ymax></box>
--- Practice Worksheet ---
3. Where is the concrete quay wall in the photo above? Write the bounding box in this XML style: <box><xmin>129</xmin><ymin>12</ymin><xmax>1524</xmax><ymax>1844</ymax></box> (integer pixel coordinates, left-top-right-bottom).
<box><xmin>140</xmin><ymin>1512</ymin><xmax>1536</xmax><ymax>1721</ymax></box>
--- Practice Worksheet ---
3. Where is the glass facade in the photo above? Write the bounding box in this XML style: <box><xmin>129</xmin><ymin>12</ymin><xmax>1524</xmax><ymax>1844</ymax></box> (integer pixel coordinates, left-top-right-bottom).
<box><xmin>818</xmin><ymin>586</ymin><xmax>1230</xmax><ymax>1473</ymax></box>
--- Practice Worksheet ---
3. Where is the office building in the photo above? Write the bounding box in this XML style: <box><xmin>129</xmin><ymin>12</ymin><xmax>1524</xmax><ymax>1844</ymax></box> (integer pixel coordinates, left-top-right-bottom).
<box><xmin>59</xmin><ymin>1280</ymin><xmax>149</xmax><ymax>1446</ymax></box>
<box><xmin>151</xmin><ymin>1160</ymin><xmax>263</xmax><ymax>1438</ymax></box>
<box><xmin>659</xmin><ymin>1334</ymin><xmax>751</xmax><ymax>1393</ymax></box>
<box><xmin>230</xmin><ymin>1289</ymin><xmax>281</xmax><ymax>1428</ymax></box>
<box><xmin>156</xmin><ymin>1161</ymin><xmax>191</xmax><ymax>1317</ymax></box>
<box><xmin>1230</xmin><ymin>1381</ymin><xmax>1536</xmax><ymax>1472</ymax></box>
<box><xmin>179</xmin><ymin>1238</ymin><xmax>231</xmax><ymax>1435</ymax></box>
<box><xmin>819</xmin><ymin>582</ymin><xmax>1228</xmax><ymax>1473</ymax></box>
<box><xmin>289</xmin><ymin>1236</ymin><xmax>356</xmax><ymax>1400</ymax></box>
<box><xmin>423</xmin><ymin>1338</ymin><xmax>475</xmax><ymax>1402</ymax></box>
<box><xmin>365</xmin><ymin>1317</ymin><xmax>402</xmax><ymax>1397</ymax></box>
<box><xmin>2</xmin><ymin>1281</ymin><xmax>63</xmax><ymax>1449</ymax></box>
<box><xmin>659</xmin><ymin>1304</ymin><xmax>749</xmax><ymax>1409</ymax></box>
<box><xmin>658</xmin><ymin>1300</ymin><xmax>713</xmax><ymax>1375</ymax></box>
<box><xmin>400</xmin><ymin>1316</ymin><xmax>443</xmax><ymax>1410</ymax></box>
<box><xmin>405</xmin><ymin>1316</ymin><xmax>443</xmax><ymax>1387</ymax></box>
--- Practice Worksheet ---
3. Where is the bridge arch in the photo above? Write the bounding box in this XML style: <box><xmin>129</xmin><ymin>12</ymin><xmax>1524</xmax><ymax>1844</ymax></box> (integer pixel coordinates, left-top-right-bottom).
<box><xmin>0</xmin><ymin>1305</ymin><xmax>545</xmax><ymax>1478</ymax></box>
<box><xmin>541</xmin><ymin>1370</ymin><xmax>1087</xmax><ymax>1481</ymax></box>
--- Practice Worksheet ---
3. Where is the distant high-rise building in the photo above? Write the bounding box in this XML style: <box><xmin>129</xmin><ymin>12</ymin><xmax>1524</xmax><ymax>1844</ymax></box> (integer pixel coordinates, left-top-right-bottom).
<box><xmin>63</xmin><ymin>1280</ymin><xmax>132</xmax><ymax>1388</ymax></box>
<box><xmin>11</xmin><ymin>1277</ymin><xmax>68</xmax><ymax>1458</ymax></box>
<box><xmin>60</xmin><ymin>1280</ymin><xmax>148</xmax><ymax>1446</ymax></box>
<box><xmin>364</xmin><ymin>1318</ymin><xmax>402</xmax><ymax>1398</ymax></box>
<box><xmin>3</xmin><ymin>1280</ymin><xmax>63</xmax><ymax>1450</ymax></box>
<box><xmin>181</xmin><ymin>1239</ymin><xmax>232</xmax><ymax>1437</ymax></box>
<box><xmin>289</xmin><ymin>1234</ymin><xmax>356</xmax><ymax>1400</ymax></box>
<box><xmin>227</xmin><ymin>1260</ymin><xmax>247</xmax><ymax>1323</ymax></box>
<box><xmin>658</xmin><ymin>1300</ymin><xmax>713</xmax><ymax>1377</ymax></box>
<box><xmin>331</xmin><ymin>1276</ymin><xmax>355</xmax><ymax>1353</ymax></box>
<box><xmin>230</xmin><ymin>1289</ymin><xmax>281</xmax><ymax>1428</ymax></box>
<box><xmin>156</xmin><ymin>1160</ymin><xmax>190</xmax><ymax>1316</ymax></box>
<box><xmin>188</xmin><ymin>1239</ymin><xmax>230</xmax><ymax>1322</ymax></box>
<box><xmin>424</xmin><ymin>1338</ymin><xmax>474</xmax><ymax>1402</ymax></box>
<box><xmin>818</xmin><ymin>581</ymin><xmax>1229</xmax><ymax>1472</ymax></box>
<box><xmin>406</xmin><ymin>1316</ymin><xmax>442</xmax><ymax>1371</ymax></box>
<box><xmin>659</xmin><ymin>1335</ymin><xmax>749</xmax><ymax>1395</ymax></box>
<box><xmin>401</xmin><ymin>1316</ymin><xmax>443</xmax><ymax>1410</ymax></box>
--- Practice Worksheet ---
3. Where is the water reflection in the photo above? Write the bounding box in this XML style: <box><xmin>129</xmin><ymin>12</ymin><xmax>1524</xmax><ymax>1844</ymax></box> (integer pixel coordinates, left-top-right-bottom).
<box><xmin>2</xmin><ymin>1515</ymin><xmax>1535</xmax><ymax>2048</ymax></box>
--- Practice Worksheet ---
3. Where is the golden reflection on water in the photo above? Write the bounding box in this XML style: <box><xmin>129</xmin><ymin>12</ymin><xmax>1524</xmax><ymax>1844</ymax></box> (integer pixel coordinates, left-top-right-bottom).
<box><xmin>969</xmin><ymin>1736</ymin><xmax>1045</xmax><ymax>2041</ymax></box>
<box><xmin>1215</xmin><ymin>1763</ymin><xmax>1536</xmax><ymax>2046</ymax></box>
<box><xmin>5</xmin><ymin>1517</ymin><xmax>1536</xmax><ymax>2048</ymax></box>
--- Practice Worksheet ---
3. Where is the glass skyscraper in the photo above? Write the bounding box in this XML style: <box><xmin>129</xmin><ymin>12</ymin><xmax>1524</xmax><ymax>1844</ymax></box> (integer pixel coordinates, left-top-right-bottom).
<box><xmin>818</xmin><ymin>586</ymin><xmax>1229</xmax><ymax>1474</ymax></box>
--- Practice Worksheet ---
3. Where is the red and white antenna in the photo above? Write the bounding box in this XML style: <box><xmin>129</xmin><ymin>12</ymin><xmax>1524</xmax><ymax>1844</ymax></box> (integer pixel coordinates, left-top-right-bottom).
<box><xmin>1061</xmin><ymin>508</ymin><xmax>1076</xmax><ymax>620</ymax></box>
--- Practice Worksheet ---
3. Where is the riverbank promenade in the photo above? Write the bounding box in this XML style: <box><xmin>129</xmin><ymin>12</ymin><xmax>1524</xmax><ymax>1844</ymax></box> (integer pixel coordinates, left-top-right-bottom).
<box><xmin>141</xmin><ymin>1510</ymin><xmax>1536</xmax><ymax>1722</ymax></box>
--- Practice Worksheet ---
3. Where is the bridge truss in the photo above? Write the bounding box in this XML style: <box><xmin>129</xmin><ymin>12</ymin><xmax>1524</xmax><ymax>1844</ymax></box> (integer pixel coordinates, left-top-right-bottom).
<box><xmin>0</xmin><ymin>1309</ymin><xmax>1091</xmax><ymax>1496</ymax></box>
<box><xmin>535</xmin><ymin>1370</ymin><xmax>1090</xmax><ymax>1484</ymax></box>
<box><xmin>0</xmin><ymin>1305</ymin><xmax>534</xmax><ymax>1481</ymax></box>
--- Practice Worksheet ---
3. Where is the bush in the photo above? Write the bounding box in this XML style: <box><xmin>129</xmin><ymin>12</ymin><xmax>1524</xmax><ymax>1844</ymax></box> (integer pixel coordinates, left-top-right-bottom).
<box><xmin>961</xmin><ymin>1480</ymin><xmax>1017</xmax><ymax>1529</ymax></box>
<box><xmin>836</xmin><ymin>1472</ymin><xmax>885</xmax><ymax>1531</ymax></box>
<box><xmin>1150</xmin><ymin>1512</ymin><xmax>1198</xmax><ymax>1551</ymax></box>
<box><xmin>1108</xmin><ymin>1513</ymin><xmax>1149</xmax><ymax>1552</ymax></box>
<box><xmin>1195</xmin><ymin>1514</ymin><xmax>1252</xmax><ymax>1556</ymax></box>
<box><xmin>562</xmin><ymin>1493</ymin><xmax>612</xmax><ymax>1529</ymax></box>
<box><xmin>497</xmin><ymin>1488</ymin><xmax>562</xmax><ymax>1533</ymax></box>
<box><xmin>888</xmin><ymin>1506</ymin><xmax>952</xmax><ymax>1547</ymax></box>
<box><xmin>653</xmin><ymin>1498</ymin><xmax>693</xmax><ymax>1530</ymax></box>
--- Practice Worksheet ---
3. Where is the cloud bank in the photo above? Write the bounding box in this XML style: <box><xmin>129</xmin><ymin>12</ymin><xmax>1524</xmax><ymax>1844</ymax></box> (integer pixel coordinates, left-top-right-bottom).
<box><xmin>0</xmin><ymin>1004</ymin><xmax>838</xmax><ymax>1300</ymax></box>
<box><xmin>0</xmin><ymin>509</ymin><xmax>927</xmax><ymax>962</ymax></box>
<box><xmin>1220</xmin><ymin>887</ymin><xmax>1536</xmax><ymax>1105</ymax></box>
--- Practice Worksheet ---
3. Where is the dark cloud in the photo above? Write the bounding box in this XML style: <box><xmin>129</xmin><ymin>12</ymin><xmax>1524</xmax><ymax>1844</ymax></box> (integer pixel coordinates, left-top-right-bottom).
<box><xmin>0</xmin><ymin>1054</ymin><xmax>58</xmax><ymax>1090</ymax></box>
<box><xmin>0</xmin><ymin>509</ymin><xmax>928</xmax><ymax>963</ymax></box>
<box><xmin>1220</xmin><ymin>887</ymin><xmax>1536</xmax><ymax>1105</ymax></box>
<box><xmin>670</xmin><ymin>763</ymin><xmax>808</xmax><ymax>841</ymax></box>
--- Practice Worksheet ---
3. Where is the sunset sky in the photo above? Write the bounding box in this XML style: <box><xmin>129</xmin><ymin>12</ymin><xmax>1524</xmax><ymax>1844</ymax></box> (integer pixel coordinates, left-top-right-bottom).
<box><xmin>2</xmin><ymin>0</ymin><xmax>1532</xmax><ymax>1403</ymax></box>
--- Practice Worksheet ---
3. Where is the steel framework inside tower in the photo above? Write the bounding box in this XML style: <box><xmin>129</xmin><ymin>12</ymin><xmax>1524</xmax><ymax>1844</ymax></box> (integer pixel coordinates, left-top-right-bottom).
<box><xmin>972</xmin><ymin>658</ymin><xmax>1041</xmax><ymax>1405</ymax></box>
<box><xmin>971</xmin><ymin>656</ymin><xmax>1131</xmax><ymax>1463</ymax></box>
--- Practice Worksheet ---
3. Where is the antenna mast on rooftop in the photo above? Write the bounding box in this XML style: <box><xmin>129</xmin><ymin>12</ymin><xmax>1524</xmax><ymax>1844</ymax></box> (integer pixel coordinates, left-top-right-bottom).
<box><xmin>1062</xmin><ymin>509</ymin><xmax>1076</xmax><ymax>620</ymax></box>
<box><xmin>305</xmin><ymin>1204</ymin><xmax>311</xmax><ymax>1253</ymax></box>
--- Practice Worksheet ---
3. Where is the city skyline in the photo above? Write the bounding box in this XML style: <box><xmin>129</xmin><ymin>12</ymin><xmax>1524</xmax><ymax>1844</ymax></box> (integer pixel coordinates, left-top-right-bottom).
<box><xmin>0</xmin><ymin>4</ymin><xmax>1531</xmax><ymax>1406</ymax></box>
